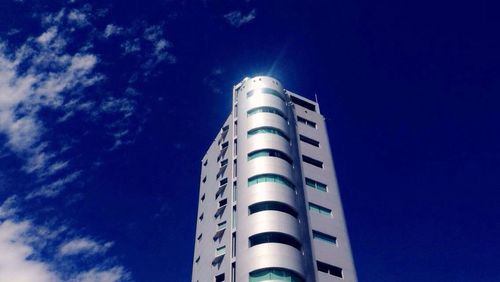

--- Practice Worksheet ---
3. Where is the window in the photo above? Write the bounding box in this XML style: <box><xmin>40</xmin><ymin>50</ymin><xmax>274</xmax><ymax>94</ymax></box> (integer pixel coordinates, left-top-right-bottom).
<box><xmin>215</xmin><ymin>246</ymin><xmax>226</xmax><ymax>256</ymax></box>
<box><xmin>247</xmin><ymin>106</ymin><xmax>287</xmax><ymax>120</ymax></box>
<box><xmin>249</xmin><ymin>268</ymin><xmax>304</xmax><ymax>282</ymax></box>
<box><xmin>199</xmin><ymin>213</ymin><xmax>204</xmax><ymax>221</ymax></box>
<box><xmin>297</xmin><ymin>116</ymin><xmax>316</xmax><ymax>128</ymax></box>
<box><xmin>305</xmin><ymin>178</ymin><xmax>327</xmax><ymax>192</ymax></box>
<box><xmin>220</xmin><ymin>159</ymin><xmax>228</xmax><ymax>167</ymax></box>
<box><xmin>201</xmin><ymin>193</ymin><xmax>206</xmax><ymax>201</ymax></box>
<box><xmin>248</xmin><ymin>201</ymin><xmax>298</xmax><ymax>218</ymax></box>
<box><xmin>247</xmin><ymin>88</ymin><xmax>285</xmax><ymax>101</ymax></box>
<box><xmin>291</xmin><ymin>95</ymin><xmax>316</xmax><ymax>111</ymax></box>
<box><xmin>203</xmin><ymin>160</ymin><xmax>208</xmax><ymax>166</ymax></box>
<box><xmin>197</xmin><ymin>233</ymin><xmax>202</xmax><ymax>241</ymax></box>
<box><xmin>217</xmin><ymin>221</ymin><xmax>227</xmax><ymax>231</ymax></box>
<box><xmin>233</xmin><ymin>160</ymin><xmax>237</xmax><ymax>178</ymax></box>
<box><xmin>247</xmin><ymin>127</ymin><xmax>289</xmax><ymax>141</ymax></box>
<box><xmin>231</xmin><ymin>262</ymin><xmax>236</xmax><ymax>282</ymax></box>
<box><xmin>248</xmin><ymin>174</ymin><xmax>294</xmax><ymax>189</ymax></box>
<box><xmin>249</xmin><ymin>232</ymin><xmax>301</xmax><ymax>250</ymax></box>
<box><xmin>299</xmin><ymin>134</ymin><xmax>320</xmax><ymax>147</ymax></box>
<box><xmin>317</xmin><ymin>261</ymin><xmax>343</xmax><ymax>278</ymax></box>
<box><xmin>309</xmin><ymin>203</ymin><xmax>332</xmax><ymax>217</ymax></box>
<box><xmin>222</xmin><ymin>125</ymin><xmax>229</xmax><ymax>132</ymax></box>
<box><xmin>232</xmin><ymin>182</ymin><xmax>237</xmax><ymax>202</ymax></box>
<box><xmin>195</xmin><ymin>256</ymin><xmax>200</xmax><ymax>263</ymax></box>
<box><xmin>232</xmin><ymin>206</ymin><xmax>237</xmax><ymax>228</ymax></box>
<box><xmin>220</xmin><ymin>178</ymin><xmax>228</xmax><ymax>186</ymax></box>
<box><xmin>221</xmin><ymin>141</ymin><xmax>229</xmax><ymax>149</ymax></box>
<box><xmin>219</xmin><ymin>199</ymin><xmax>227</xmax><ymax>208</ymax></box>
<box><xmin>302</xmin><ymin>155</ymin><xmax>323</xmax><ymax>168</ymax></box>
<box><xmin>248</xmin><ymin>149</ymin><xmax>292</xmax><ymax>164</ymax></box>
<box><xmin>202</xmin><ymin>176</ymin><xmax>207</xmax><ymax>183</ymax></box>
<box><xmin>215</xmin><ymin>273</ymin><xmax>225</xmax><ymax>282</ymax></box>
<box><xmin>232</xmin><ymin>233</ymin><xmax>236</xmax><ymax>257</ymax></box>
<box><xmin>312</xmin><ymin>230</ymin><xmax>337</xmax><ymax>245</ymax></box>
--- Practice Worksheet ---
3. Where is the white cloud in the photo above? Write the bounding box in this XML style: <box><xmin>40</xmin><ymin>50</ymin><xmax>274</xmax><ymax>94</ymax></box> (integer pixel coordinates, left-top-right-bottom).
<box><xmin>59</xmin><ymin>238</ymin><xmax>112</xmax><ymax>256</ymax></box>
<box><xmin>224</xmin><ymin>9</ymin><xmax>256</xmax><ymax>27</ymax></box>
<box><xmin>0</xmin><ymin>220</ymin><xmax>60</xmax><ymax>282</ymax></box>
<box><xmin>103</xmin><ymin>24</ymin><xmax>123</xmax><ymax>38</ymax></box>
<box><xmin>0</xmin><ymin>198</ymin><xmax>128</xmax><ymax>282</ymax></box>
<box><xmin>69</xmin><ymin>267</ymin><xmax>127</xmax><ymax>282</ymax></box>
<box><xmin>67</xmin><ymin>10</ymin><xmax>89</xmax><ymax>27</ymax></box>
<box><xmin>25</xmin><ymin>170</ymin><xmax>82</xmax><ymax>199</ymax></box>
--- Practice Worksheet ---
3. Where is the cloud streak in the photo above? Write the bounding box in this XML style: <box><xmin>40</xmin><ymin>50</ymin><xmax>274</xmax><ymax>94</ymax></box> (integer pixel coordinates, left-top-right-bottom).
<box><xmin>224</xmin><ymin>9</ymin><xmax>257</xmax><ymax>27</ymax></box>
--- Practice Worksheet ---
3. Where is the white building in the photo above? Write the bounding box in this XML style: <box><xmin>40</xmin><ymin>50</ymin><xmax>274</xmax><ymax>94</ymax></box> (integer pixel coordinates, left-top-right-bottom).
<box><xmin>192</xmin><ymin>76</ymin><xmax>357</xmax><ymax>282</ymax></box>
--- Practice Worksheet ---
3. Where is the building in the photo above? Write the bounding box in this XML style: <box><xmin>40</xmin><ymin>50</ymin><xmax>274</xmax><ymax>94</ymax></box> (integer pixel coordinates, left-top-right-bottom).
<box><xmin>192</xmin><ymin>76</ymin><xmax>357</xmax><ymax>282</ymax></box>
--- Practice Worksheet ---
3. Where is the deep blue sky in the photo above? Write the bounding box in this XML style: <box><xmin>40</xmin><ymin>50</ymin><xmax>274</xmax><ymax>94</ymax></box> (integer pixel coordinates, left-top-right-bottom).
<box><xmin>0</xmin><ymin>0</ymin><xmax>498</xmax><ymax>281</ymax></box>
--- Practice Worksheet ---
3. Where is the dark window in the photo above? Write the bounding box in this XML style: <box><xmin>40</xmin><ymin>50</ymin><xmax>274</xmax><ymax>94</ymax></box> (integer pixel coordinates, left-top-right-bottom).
<box><xmin>248</xmin><ymin>201</ymin><xmax>298</xmax><ymax>218</ymax></box>
<box><xmin>199</xmin><ymin>213</ymin><xmax>204</xmax><ymax>221</ymax></box>
<box><xmin>297</xmin><ymin>116</ymin><xmax>316</xmax><ymax>128</ymax></box>
<box><xmin>203</xmin><ymin>160</ymin><xmax>208</xmax><ymax>166</ymax></box>
<box><xmin>221</xmin><ymin>141</ymin><xmax>229</xmax><ymax>149</ymax></box>
<box><xmin>302</xmin><ymin>155</ymin><xmax>323</xmax><ymax>168</ymax></box>
<box><xmin>220</xmin><ymin>178</ymin><xmax>228</xmax><ymax>186</ymax></box>
<box><xmin>291</xmin><ymin>96</ymin><xmax>316</xmax><ymax>111</ymax></box>
<box><xmin>248</xmin><ymin>149</ymin><xmax>292</xmax><ymax>164</ymax></box>
<box><xmin>215</xmin><ymin>273</ymin><xmax>225</xmax><ymax>282</ymax></box>
<box><xmin>299</xmin><ymin>134</ymin><xmax>320</xmax><ymax>147</ymax></box>
<box><xmin>202</xmin><ymin>176</ymin><xmax>207</xmax><ymax>183</ymax></box>
<box><xmin>201</xmin><ymin>193</ymin><xmax>205</xmax><ymax>201</ymax></box>
<box><xmin>249</xmin><ymin>232</ymin><xmax>301</xmax><ymax>250</ymax></box>
<box><xmin>317</xmin><ymin>261</ymin><xmax>343</xmax><ymax>278</ymax></box>
<box><xmin>219</xmin><ymin>198</ymin><xmax>227</xmax><ymax>207</ymax></box>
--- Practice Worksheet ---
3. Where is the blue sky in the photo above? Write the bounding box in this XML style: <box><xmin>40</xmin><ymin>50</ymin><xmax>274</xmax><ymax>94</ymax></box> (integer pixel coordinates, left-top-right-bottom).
<box><xmin>0</xmin><ymin>0</ymin><xmax>498</xmax><ymax>281</ymax></box>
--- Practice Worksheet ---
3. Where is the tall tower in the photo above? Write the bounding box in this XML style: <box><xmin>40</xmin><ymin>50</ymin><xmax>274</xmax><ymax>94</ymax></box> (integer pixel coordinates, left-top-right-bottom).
<box><xmin>192</xmin><ymin>76</ymin><xmax>357</xmax><ymax>282</ymax></box>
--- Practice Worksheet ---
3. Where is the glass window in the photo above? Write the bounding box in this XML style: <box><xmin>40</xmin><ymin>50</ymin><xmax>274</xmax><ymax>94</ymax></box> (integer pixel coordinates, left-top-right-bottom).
<box><xmin>249</xmin><ymin>268</ymin><xmax>304</xmax><ymax>282</ymax></box>
<box><xmin>247</xmin><ymin>106</ymin><xmax>287</xmax><ymax>120</ymax></box>
<box><xmin>217</xmin><ymin>221</ymin><xmax>227</xmax><ymax>231</ymax></box>
<box><xmin>247</xmin><ymin>88</ymin><xmax>285</xmax><ymax>101</ymax></box>
<box><xmin>297</xmin><ymin>116</ymin><xmax>316</xmax><ymax>128</ymax></box>
<box><xmin>247</xmin><ymin>127</ymin><xmax>289</xmax><ymax>141</ymax></box>
<box><xmin>215</xmin><ymin>246</ymin><xmax>226</xmax><ymax>256</ymax></box>
<box><xmin>248</xmin><ymin>174</ymin><xmax>294</xmax><ymax>189</ymax></box>
<box><xmin>248</xmin><ymin>149</ymin><xmax>292</xmax><ymax>164</ymax></box>
<box><xmin>291</xmin><ymin>95</ymin><xmax>316</xmax><ymax>111</ymax></box>
<box><xmin>248</xmin><ymin>201</ymin><xmax>298</xmax><ymax>218</ymax></box>
<box><xmin>309</xmin><ymin>203</ymin><xmax>332</xmax><ymax>217</ymax></box>
<box><xmin>299</xmin><ymin>134</ymin><xmax>320</xmax><ymax>147</ymax></box>
<box><xmin>302</xmin><ymin>155</ymin><xmax>323</xmax><ymax>168</ymax></box>
<box><xmin>249</xmin><ymin>232</ymin><xmax>301</xmax><ymax>250</ymax></box>
<box><xmin>305</xmin><ymin>178</ymin><xmax>327</xmax><ymax>192</ymax></box>
<box><xmin>317</xmin><ymin>261</ymin><xmax>343</xmax><ymax>278</ymax></box>
<box><xmin>312</xmin><ymin>230</ymin><xmax>337</xmax><ymax>245</ymax></box>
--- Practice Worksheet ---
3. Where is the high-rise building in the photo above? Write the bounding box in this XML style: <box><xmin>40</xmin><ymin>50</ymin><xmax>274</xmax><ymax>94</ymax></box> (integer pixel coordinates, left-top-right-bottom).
<box><xmin>192</xmin><ymin>76</ymin><xmax>357</xmax><ymax>282</ymax></box>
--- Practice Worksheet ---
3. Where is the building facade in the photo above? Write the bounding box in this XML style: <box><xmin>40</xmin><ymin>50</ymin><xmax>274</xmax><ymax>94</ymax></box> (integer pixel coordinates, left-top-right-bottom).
<box><xmin>192</xmin><ymin>76</ymin><xmax>357</xmax><ymax>282</ymax></box>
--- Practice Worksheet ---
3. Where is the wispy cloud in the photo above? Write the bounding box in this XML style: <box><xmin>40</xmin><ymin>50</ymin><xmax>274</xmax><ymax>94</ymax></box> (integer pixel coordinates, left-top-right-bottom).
<box><xmin>59</xmin><ymin>238</ymin><xmax>113</xmax><ymax>257</ymax></box>
<box><xmin>0</xmin><ymin>198</ymin><xmax>129</xmax><ymax>282</ymax></box>
<box><xmin>224</xmin><ymin>9</ymin><xmax>256</xmax><ymax>27</ymax></box>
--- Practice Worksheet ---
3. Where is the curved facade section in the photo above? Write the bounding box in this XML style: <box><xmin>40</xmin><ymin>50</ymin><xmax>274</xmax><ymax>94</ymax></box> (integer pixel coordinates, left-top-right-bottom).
<box><xmin>236</xmin><ymin>76</ymin><xmax>309</xmax><ymax>282</ymax></box>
